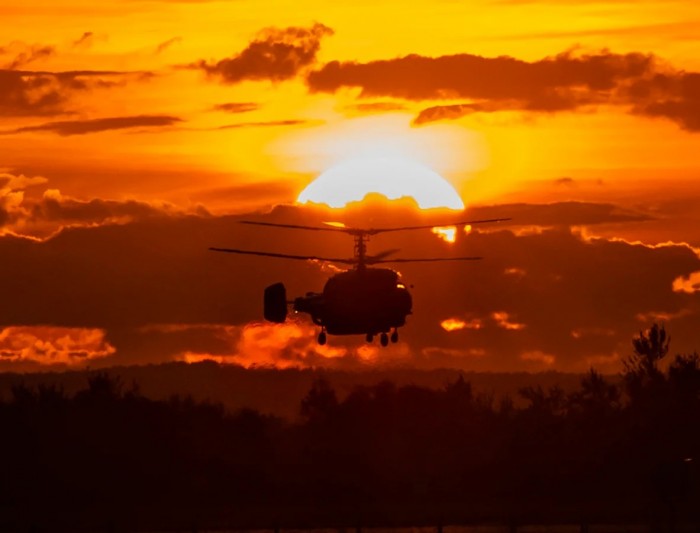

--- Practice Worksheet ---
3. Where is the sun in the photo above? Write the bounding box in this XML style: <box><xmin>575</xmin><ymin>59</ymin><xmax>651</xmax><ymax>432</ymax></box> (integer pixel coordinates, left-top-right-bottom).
<box><xmin>297</xmin><ymin>152</ymin><xmax>465</xmax><ymax>209</ymax></box>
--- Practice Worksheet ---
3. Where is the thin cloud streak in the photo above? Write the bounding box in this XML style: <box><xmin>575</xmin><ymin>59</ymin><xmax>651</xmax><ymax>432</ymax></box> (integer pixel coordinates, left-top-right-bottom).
<box><xmin>2</xmin><ymin>115</ymin><xmax>182</xmax><ymax>136</ymax></box>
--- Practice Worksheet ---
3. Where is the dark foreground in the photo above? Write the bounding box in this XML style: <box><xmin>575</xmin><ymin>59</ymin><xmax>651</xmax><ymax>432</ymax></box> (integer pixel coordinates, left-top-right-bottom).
<box><xmin>0</xmin><ymin>326</ymin><xmax>698</xmax><ymax>531</ymax></box>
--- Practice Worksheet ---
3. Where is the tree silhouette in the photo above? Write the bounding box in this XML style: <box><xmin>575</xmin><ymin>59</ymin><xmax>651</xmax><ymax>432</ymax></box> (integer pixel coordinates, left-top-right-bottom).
<box><xmin>623</xmin><ymin>323</ymin><xmax>671</xmax><ymax>405</ymax></box>
<box><xmin>625</xmin><ymin>323</ymin><xmax>670</xmax><ymax>379</ymax></box>
<box><xmin>300</xmin><ymin>377</ymin><xmax>338</xmax><ymax>422</ymax></box>
<box><xmin>568</xmin><ymin>368</ymin><xmax>620</xmax><ymax>416</ymax></box>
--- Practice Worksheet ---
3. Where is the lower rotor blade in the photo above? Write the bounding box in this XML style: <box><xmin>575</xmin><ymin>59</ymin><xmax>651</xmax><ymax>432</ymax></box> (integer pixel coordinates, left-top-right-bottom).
<box><xmin>240</xmin><ymin>220</ymin><xmax>347</xmax><ymax>232</ymax></box>
<box><xmin>209</xmin><ymin>247</ymin><xmax>354</xmax><ymax>264</ymax></box>
<box><xmin>368</xmin><ymin>248</ymin><xmax>401</xmax><ymax>261</ymax></box>
<box><xmin>372</xmin><ymin>256</ymin><xmax>483</xmax><ymax>263</ymax></box>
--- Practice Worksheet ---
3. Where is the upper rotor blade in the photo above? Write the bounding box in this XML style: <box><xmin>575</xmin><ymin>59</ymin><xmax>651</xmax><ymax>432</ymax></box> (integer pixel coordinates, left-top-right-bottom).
<box><xmin>239</xmin><ymin>218</ymin><xmax>510</xmax><ymax>235</ymax></box>
<box><xmin>364</xmin><ymin>218</ymin><xmax>511</xmax><ymax>234</ymax></box>
<box><xmin>209</xmin><ymin>247</ymin><xmax>354</xmax><ymax>264</ymax></box>
<box><xmin>240</xmin><ymin>220</ymin><xmax>348</xmax><ymax>232</ymax></box>
<box><xmin>371</xmin><ymin>256</ymin><xmax>483</xmax><ymax>263</ymax></box>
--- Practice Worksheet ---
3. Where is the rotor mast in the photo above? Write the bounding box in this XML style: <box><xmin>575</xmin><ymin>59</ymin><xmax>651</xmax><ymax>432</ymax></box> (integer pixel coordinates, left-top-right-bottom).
<box><xmin>353</xmin><ymin>232</ymin><xmax>369</xmax><ymax>270</ymax></box>
<box><xmin>210</xmin><ymin>217</ymin><xmax>511</xmax><ymax>266</ymax></box>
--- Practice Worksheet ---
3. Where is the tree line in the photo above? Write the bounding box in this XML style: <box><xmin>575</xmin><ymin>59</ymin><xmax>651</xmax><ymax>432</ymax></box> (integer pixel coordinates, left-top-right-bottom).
<box><xmin>0</xmin><ymin>323</ymin><xmax>698</xmax><ymax>530</ymax></box>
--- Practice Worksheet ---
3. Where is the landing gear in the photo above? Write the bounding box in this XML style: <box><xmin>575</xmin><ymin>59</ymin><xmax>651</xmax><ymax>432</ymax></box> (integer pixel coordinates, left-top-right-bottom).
<box><xmin>380</xmin><ymin>332</ymin><xmax>389</xmax><ymax>347</ymax></box>
<box><xmin>318</xmin><ymin>330</ymin><xmax>327</xmax><ymax>345</ymax></box>
<box><xmin>391</xmin><ymin>329</ymin><xmax>399</xmax><ymax>343</ymax></box>
<box><xmin>366</xmin><ymin>333</ymin><xmax>374</xmax><ymax>343</ymax></box>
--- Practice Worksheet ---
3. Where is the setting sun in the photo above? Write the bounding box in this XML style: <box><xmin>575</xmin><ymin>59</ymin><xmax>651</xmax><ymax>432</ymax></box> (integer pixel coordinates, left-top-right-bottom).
<box><xmin>296</xmin><ymin>153</ymin><xmax>465</xmax><ymax>209</ymax></box>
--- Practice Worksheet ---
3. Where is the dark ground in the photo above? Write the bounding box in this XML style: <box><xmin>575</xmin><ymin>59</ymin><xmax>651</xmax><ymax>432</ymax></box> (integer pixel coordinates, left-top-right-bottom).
<box><xmin>0</xmin><ymin>326</ymin><xmax>697</xmax><ymax>531</ymax></box>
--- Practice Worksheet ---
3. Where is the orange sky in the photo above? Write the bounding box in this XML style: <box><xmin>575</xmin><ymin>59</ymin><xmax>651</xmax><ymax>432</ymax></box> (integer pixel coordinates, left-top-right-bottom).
<box><xmin>1</xmin><ymin>1</ymin><xmax>699</xmax><ymax>371</ymax></box>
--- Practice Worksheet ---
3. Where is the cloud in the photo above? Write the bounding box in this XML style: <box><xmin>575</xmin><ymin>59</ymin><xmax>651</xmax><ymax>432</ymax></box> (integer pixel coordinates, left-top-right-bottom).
<box><xmin>190</xmin><ymin>180</ymin><xmax>297</xmax><ymax>208</ymax></box>
<box><xmin>0</xmin><ymin>201</ymin><xmax>696</xmax><ymax>371</ymax></box>
<box><xmin>225</xmin><ymin>321</ymin><xmax>349</xmax><ymax>368</ymax></box>
<box><xmin>215</xmin><ymin>119</ymin><xmax>315</xmax><ymax>130</ymax></box>
<box><xmin>0</xmin><ymin>69</ymin><xmax>152</xmax><ymax>117</ymax></box>
<box><xmin>0</xmin><ymin>326</ymin><xmax>115</xmax><ymax>368</ymax></box>
<box><xmin>554</xmin><ymin>177</ymin><xmax>577</xmax><ymax>186</ymax></box>
<box><xmin>193</xmin><ymin>23</ymin><xmax>333</xmax><ymax>83</ymax></box>
<box><xmin>213</xmin><ymin>102</ymin><xmax>259</xmax><ymax>113</ymax></box>
<box><xmin>492</xmin><ymin>311</ymin><xmax>526</xmax><ymax>330</ymax></box>
<box><xmin>173</xmin><ymin>321</ymin><xmax>409</xmax><ymax>370</ymax></box>
<box><xmin>635</xmin><ymin>72</ymin><xmax>700</xmax><ymax>131</ymax></box>
<box><xmin>0</xmin><ymin>69</ymin><xmax>73</xmax><ymax>117</ymax></box>
<box><xmin>3</xmin><ymin>115</ymin><xmax>182</xmax><ymax>136</ymax></box>
<box><xmin>463</xmin><ymin>201</ymin><xmax>653</xmax><ymax>227</ymax></box>
<box><xmin>413</xmin><ymin>103</ymin><xmax>491</xmax><ymax>125</ymax></box>
<box><xmin>0</xmin><ymin>172</ymin><xmax>48</xmax><ymax>229</ymax></box>
<box><xmin>155</xmin><ymin>36</ymin><xmax>182</xmax><ymax>54</ymax></box>
<box><xmin>0</xmin><ymin>173</ymin><xmax>47</xmax><ymax>190</ymax></box>
<box><xmin>0</xmin><ymin>176</ymin><xmax>207</xmax><ymax>238</ymax></box>
<box><xmin>0</xmin><ymin>200</ymin><xmax>700</xmax><ymax>371</ymax></box>
<box><xmin>520</xmin><ymin>350</ymin><xmax>556</xmax><ymax>366</ymax></box>
<box><xmin>402</xmin><ymin>228</ymin><xmax>700</xmax><ymax>371</ymax></box>
<box><xmin>72</xmin><ymin>32</ymin><xmax>95</xmax><ymax>49</ymax></box>
<box><xmin>29</xmin><ymin>188</ymin><xmax>192</xmax><ymax>225</ymax></box>
<box><xmin>1</xmin><ymin>42</ymin><xmax>55</xmax><ymax>69</ymax></box>
<box><xmin>309</xmin><ymin>49</ymin><xmax>653</xmax><ymax>101</ymax></box>
<box><xmin>344</xmin><ymin>102</ymin><xmax>409</xmax><ymax>114</ymax></box>
<box><xmin>673</xmin><ymin>271</ymin><xmax>700</xmax><ymax>294</ymax></box>
<box><xmin>308</xmin><ymin>49</ymin><xmax>700</xmax><ymax>131</ymax></box>
<box><xmin>0</xmin><ymin>36</ymin><xmax>155</xmax><ymax>117</ymax></box>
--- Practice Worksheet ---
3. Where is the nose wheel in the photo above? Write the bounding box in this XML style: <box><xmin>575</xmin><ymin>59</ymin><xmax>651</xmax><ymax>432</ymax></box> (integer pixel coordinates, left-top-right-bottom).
<box><xmin>318</xmin><ymin>330</ymin><xmax>327</xmax><ymax>345</ymax></box>
<box><xmin>380</xmin><ymin>332</ymin><xmax>389</xmax><ymax>347</ymax></box>
<box><xmin>365</xmin><ymin>333</ymin><xmax>374</xmax><ymax>343</ymax></box>
<box><xmin>391</xmin><ymin>329</ymin><xmax>399</xmax><ymax>343</ymax></box>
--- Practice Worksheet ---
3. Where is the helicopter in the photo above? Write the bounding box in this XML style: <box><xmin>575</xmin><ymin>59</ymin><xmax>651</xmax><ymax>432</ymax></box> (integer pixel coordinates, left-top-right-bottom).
<box><xmin>210</xmin><ymin>218</ymin><xmax>508</xmax><ymax>347</ymax></box>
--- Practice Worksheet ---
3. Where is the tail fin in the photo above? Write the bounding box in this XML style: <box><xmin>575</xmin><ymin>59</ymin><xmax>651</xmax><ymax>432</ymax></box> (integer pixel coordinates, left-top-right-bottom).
<box><xmin>264</xmin><ymin>283</ymin><xmax>287</xmax><ymax>323</ymax></box>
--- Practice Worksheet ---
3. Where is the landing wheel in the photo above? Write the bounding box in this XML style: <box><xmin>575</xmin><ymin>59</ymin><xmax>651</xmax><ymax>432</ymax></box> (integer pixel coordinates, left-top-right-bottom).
<box><xmin>318</xmin><ymin>331</ymin><xmax>327</xmax><ymax>345</ymax></box>
<box><xmin>366</xmin><ymin>333</ymin><xmax>374</xmax><ymax>343</ymax></box>
<box><xmin>380</xmin><ymin>332</ymin><xmax>389</xmax><ymax>347</ymax></box>
<box><xmin>391</xmin><ymin>330</ymin><xmax>399</xmax><ymax>343</ymax></box>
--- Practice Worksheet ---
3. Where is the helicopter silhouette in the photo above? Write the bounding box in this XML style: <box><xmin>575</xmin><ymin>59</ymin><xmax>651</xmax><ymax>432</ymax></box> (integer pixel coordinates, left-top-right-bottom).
<box><xmin>210</xmin><ymin>218</ymin><xmax>508</xmax><ymax>347</ymax></box>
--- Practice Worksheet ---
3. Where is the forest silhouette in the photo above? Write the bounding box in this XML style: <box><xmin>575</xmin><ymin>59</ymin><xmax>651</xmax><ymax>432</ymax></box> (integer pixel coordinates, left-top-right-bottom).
<box><xmin>0</xmin><ymin>324</ymin><xmax>698</xmax><ymax>531</ymax></box>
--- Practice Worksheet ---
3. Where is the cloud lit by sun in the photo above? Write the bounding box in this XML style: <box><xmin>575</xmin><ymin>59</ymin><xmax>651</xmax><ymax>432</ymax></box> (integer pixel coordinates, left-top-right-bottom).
<box><xmin>432</xmin><ymin>224</ymin><xmax>472</xmax><ymax>243</ymax></box>
<box><xmin>440</xmin><ymin>318</ymin><xmax>467</xmax><ymax>332</ymax></box>
<box><xmin>432</xmin><ymin>226</ymin><xmax>457</xmax><ymax>243</ymax></box>
<box><xmin>441</xmin><ymin>318</ymin><xmax>483</xmax><ymax>331</ymax></box>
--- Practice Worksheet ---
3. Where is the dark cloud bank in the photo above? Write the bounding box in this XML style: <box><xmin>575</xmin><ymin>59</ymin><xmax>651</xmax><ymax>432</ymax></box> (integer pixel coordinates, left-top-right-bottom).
<box><xmin>0</xmin><ymin>198</ymin><xmax>697</xmax><ymax>371</ymax></box>
<box><xmin>190</xmin><ymin>25</ymin><xmax>700</xmax><ymax>131</ymax></box>
<box><xmin>306</xmin><ymin>50</ymin><xmax>700</xmax><ymax>131</ymax></box>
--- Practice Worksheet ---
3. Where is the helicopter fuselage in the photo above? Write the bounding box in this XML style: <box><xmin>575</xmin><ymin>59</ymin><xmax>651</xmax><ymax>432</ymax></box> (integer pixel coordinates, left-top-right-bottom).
<box><xmin>293</xmin><ymin>267</ymin><xmax>412</xmax><ymax>335</ymax></box>
<box><xmin>213</xmin><ymin>216</ymin><xmax>507</xmax><ymax>344</ymax></box>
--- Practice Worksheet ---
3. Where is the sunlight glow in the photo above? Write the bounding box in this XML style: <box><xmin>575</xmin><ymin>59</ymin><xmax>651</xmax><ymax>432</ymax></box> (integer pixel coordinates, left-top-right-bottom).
<box><xmin>492</xmin><ymin>311</ymin><xmax>526</xmax><ymax>330</ymax></box>
<box><xmin>432</xmin><ymin>226</ymin><xmax>457</xmax><ymax>243</ymax></box>
<box><xmin>298</xmin><ymin>152</ymin><xmax>465</xmax><ymax>209</ymax></box>
<box><xmin>441</xmin><ymin>317</ymin><xmax>483</xmax><ymax>331</ymax></box>
<box><xmin>441</xmin><ymin>318</ymin><xmax>467</xmax><ymax>331</ymax></box>
<box><xmin>520</xmin><ymin>350</ymin><xmax>556</xmax><ymax>365</ymax></box>
<box><xmin>673</xmin><ymin>271</ymin><xmax>700</xmax><ymax>294</ymax></box>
